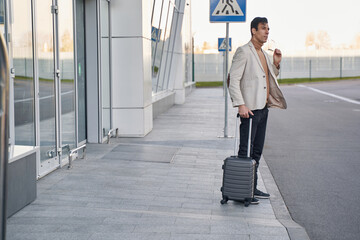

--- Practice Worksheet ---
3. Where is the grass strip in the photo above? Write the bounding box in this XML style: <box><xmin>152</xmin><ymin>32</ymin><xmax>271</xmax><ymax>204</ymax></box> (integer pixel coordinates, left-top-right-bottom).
<box><xmin>15</xmin><ymin>76</ymin><xmax>74</xmax><ymax>83</ymax></box>
<box><xmin>196</xmin><ymin>76</ymin><xmax>360</xmax><ymax>87</ymax></box>
<box><xmin>196</xmin><ymin>81</ymin><xmax>224</xmax><ymax>87</ymax></box>
<box><xmin>278</xmin><ymin>76</ymin><xmax>360</xmax><ymax>84</ymax></box>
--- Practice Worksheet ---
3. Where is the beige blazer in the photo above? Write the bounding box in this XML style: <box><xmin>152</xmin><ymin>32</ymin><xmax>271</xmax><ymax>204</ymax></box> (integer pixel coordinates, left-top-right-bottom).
<box><xmin>228</xmin><ymin>41</ymin><xmax>287</xmax><ymax>110</ymax></box>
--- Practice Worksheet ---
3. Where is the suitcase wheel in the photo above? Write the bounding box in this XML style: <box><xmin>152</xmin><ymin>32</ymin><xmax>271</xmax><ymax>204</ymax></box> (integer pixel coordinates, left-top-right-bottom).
<box><xmin>244</xmin><ymin>200</ymin><xmax>250</xmax><ymax>207</ymax></box>
<box><xmin>220</xmin><ymin>196</ymin><xmax>228</xmax><ymax>205</ymax></box>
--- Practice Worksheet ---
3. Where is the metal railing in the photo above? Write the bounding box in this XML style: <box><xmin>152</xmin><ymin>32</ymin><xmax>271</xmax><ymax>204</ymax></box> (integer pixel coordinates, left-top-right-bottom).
<box><xmin>67</xmin><ymin>144</ymin><xmax>86</xmax><ymax>169</ymax></box>
<box><xmin>107</xmin><ymin>128</ymin><xmax>118</xmax><ymax>144</ymax></box>
<box><xmin>194</xmin><ymin>54</ymin><xmax>360</xmax><ymax>82</ymax></box>
<box><xmin>0</xmin><ymin>33</ymin><xmax>10</xmax><ymax>240</ymax></box>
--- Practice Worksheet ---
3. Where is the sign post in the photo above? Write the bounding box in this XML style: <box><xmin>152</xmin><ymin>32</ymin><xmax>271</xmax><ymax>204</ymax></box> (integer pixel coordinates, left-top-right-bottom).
<box><xmin>224</xmin><ymin>23</ymin><xmax>229</xmax><ymax>137</ymax></box>
<box><xmin>210</xmin><ymin>0</ymin><xmax>246</xmax><ymax>138</ymax></box>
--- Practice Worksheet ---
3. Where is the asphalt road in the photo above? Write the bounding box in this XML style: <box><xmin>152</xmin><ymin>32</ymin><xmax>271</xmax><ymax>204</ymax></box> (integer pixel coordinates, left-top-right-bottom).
<box><xmin>14</xmin><ymin>79</ymin><xmax>75</xmax><ymax>125</ymax></box>
<box><xmin>264</xmin><ymin>79</ymin><xmax>360</xmax><ymax>240</ymax></box>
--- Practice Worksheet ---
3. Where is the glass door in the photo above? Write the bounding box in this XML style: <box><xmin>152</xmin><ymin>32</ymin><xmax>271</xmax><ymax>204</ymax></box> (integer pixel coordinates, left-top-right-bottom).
<box><xmin>100</xmin><ymin>0</ymin><xmax>111</xmax><ymax>141</ymax></box>
<box><xmin>76</xmin><ymin>0</ymin><xmax>86</xmax><ymax>144</ymax></box>
<box><xmin>37</xmin><ymin>0</ymin><xmax>58</xmax><ymax>174</ymax></box>
<box><xmin>37</xmin><ymin>0</ymin><xmax>77</xmax><ymax>176</ymax></box>
<box><xmin>58</xmin><ymin>0</ymin><xmax>75</xmax><ymax>158</ymax></box>
<box><xmin>0</xmin><ymin>0</ymin><xmax>5</xmax><ymax>36</ymax></box>
<box><xmin>10</xmin><ymin>0</ymin><xmax>35</xmax><ymax>147</ymax></box>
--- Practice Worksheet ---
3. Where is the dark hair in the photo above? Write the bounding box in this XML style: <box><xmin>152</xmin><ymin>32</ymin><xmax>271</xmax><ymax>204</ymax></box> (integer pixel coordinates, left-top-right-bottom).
<box><xmin>250</xmin><ymin>17</ymin><xmax>268</xmax><ymax>35</ymax></box>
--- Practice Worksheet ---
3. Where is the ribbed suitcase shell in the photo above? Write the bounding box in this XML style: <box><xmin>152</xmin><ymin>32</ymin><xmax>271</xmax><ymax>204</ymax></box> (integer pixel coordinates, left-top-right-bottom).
<box><xmin>221</xmin><ymin>156</ymin><xmax>256</xmax><ymax>205</ymax></box>
<box><xmin>221</xmin><ymin>114</ymin><xmax>255</xmax><ymax>206</ymax></box>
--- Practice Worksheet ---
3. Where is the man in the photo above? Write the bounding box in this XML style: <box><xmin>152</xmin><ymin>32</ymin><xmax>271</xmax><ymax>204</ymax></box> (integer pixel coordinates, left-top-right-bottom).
<box><xmin>228</xmin><ymin>17</ymin><xmax>287</xmax><ymax>204</ymax></box>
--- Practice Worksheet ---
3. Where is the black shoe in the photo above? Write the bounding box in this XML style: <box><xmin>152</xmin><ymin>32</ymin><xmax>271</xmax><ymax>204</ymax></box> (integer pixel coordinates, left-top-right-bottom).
<box><xmin>254</xmin><ymin>189</ymin><xmax>270</xmax><ymax>199</ymax></box>
<box><xmin>250</xmin><ymin>197</ymin><xmax>259</xmax><ymax>205</ymax></box>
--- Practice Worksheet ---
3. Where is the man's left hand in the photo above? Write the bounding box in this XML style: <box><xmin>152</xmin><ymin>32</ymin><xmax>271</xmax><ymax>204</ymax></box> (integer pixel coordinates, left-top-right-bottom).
<box><xmin>273</xmin><ymin>48</ymin><xmax>282</xmax><ymax>68</ymax></box>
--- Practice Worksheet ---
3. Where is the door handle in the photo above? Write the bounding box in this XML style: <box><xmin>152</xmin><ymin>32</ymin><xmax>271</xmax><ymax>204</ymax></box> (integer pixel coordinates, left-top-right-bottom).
<box><xmin>55</xmin><ymin>69</ymin><xmax>60</xmax><ymax>78</ymax></box>
<box><xmin>10</xmin><ymin>68</ymin><xmax>15</xmax><ymax>78</ymax></box>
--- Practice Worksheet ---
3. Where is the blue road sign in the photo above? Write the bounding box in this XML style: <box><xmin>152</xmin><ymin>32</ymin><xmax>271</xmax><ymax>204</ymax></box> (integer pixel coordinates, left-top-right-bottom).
<box><xmin>218</xmin><ymin>38</ymin><xmax>232</xmax><ymax>52</ymax></box>
<box><xmin>0</xmin><ymin>3</ymin><xmax>4</xmax><ymax>24</ymax></box>
<box><xmin>210</xmin><ymin>0</ymin><xmax>246</xmax><ymax>22</ymax></box>
<box><xmin>151</xmin><ymin>26</ymin><xmax>161</xmax><ymax>42</ymax></box>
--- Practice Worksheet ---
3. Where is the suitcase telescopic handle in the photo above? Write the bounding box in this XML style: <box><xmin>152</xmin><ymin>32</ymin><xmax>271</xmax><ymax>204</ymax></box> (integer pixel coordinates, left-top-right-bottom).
<box><xmin>236</xmin><ymin>113</ymin><xmax>254</xmax><ymax>119</ymax></box>
<box><xmin>235</xmin><ymin>113</ymin><xmax>253</xmax><ymax>158</ymax></box>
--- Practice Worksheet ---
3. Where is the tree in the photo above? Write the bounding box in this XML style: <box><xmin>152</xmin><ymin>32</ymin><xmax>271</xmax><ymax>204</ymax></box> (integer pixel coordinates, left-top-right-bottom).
<box><xmin>305</xmin><ymin>32</ymin><xmax>315</xmax><ymax>48</ymax></box>
<box><xmin>202</xmin><ymin>41</ymin><xmax>211</xmax><ymax>50</ymax></box>
<box><xmin>316</xmin><ymin>31</ymin><xmax>331</xmax><ymax>49</ymax></box>
<box><xmin>305</xmin><ymin>30</ymin><xmax>331</xmax><ymax>49</ymax></box>
<box><xmin>353</xmin><ymin>33</ymin><xmax>360</xmax><ymax>49</ymax></box>
<box><xmin>60</xmin><ymin>30</ymin><xmax>73</xmax><ymax>52</ymax></box>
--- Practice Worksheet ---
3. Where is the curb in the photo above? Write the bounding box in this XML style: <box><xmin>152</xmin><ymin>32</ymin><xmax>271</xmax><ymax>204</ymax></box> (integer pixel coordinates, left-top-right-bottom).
<box><xmin>260</xmin><ymin>157</ymin><xmax>311</xmax><ymax>240</ymax></box>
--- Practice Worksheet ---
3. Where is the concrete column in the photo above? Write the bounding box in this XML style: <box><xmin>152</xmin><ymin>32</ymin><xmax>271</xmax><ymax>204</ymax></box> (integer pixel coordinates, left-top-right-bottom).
<box><xmin>85</xmin><ymin>0</ymin><xmax>100</xmax><ymax>143</ymax></box>
<box><xmin>110</xmin><ymin>0</ymin><xmax>153</xmax><ymax>137</ymax></box>
<box><xmin>168</xmin><ymin>0</ymin><xmax>187</xmax><ymax>104</ymax></box>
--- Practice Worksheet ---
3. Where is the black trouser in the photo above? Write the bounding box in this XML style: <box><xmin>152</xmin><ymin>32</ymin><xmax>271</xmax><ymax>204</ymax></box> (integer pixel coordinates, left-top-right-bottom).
<box><xmin>238</xmin><ymin>107</ymin><xmax>269</xmax><ymax>191</ymax></box>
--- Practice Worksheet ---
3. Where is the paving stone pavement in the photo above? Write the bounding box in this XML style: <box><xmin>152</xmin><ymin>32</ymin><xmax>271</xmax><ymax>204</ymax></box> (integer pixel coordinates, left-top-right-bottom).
<box><xmin>6</xmin><ymin>88</ymin><xmax>293</xmax><ymax>240</ymax></box>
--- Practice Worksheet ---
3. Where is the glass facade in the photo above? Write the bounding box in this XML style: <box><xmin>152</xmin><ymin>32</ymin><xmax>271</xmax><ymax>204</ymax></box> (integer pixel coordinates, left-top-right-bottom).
<box><xmin>151</xmin><ymin>0</ymin><xmax>193</xmax><ymax>93</ymax></box>
<box><xmin>151</xmin><ymin>0</ymin><xmax>175</xmax><ymax>93</ymax></box>
<box><xmin>37</xmin><ymin>0</ymin><xmax>57</xmax><ymax>163</ymax></box>
<box><xmin>58</xmin><ymin>0</ymin><xmax>76</xmax><ymax>156</ymax></box>
<box><xmin>76</xmin><ymin>0</ymin><xmax>86</xmax><ymax>143</ymax></box>
<box><xmin>100</xmin><ymin>0</ymin><xmax>111</xmax><ymax>139</ymax></box>
<box><xmin>182</xmin><ymin>0</ymin><xmax>193</xmax><ymax>85</ymax></box>
<box><xmin>12</xmin><ymin>0</ymin><xmax>35</xmax><ymax>146</ymax></box>
<box><xmin>4</xmin><ymin>0</ymin><xmax>193</xmax><ymax>178</ymax></box>
<box><xmin>8</xmin><ymin>0</ymin><xmax>86</xmax><ymax>175</ymax></box>
<box><xmin>0</xmin><ymin>0</ymin><xmax>4</xmax><ymax>35</ymax></box>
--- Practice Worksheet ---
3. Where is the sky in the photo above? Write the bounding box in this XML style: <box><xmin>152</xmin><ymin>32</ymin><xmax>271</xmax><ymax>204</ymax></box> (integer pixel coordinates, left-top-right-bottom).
<box><xmin>191</xmin><ymin>0</ymin><xmax>360</xmax><ymax>54</ymax></box>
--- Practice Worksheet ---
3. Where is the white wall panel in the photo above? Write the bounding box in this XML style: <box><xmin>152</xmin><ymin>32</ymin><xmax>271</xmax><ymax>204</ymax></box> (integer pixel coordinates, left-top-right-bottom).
<box><xmin>85</xmin><ymin>0</ymin><xmax>100</xmax><ymax>143</ymax></box>
<box><xmin>110</xmin><ymin>0</ymin><xmax>143</xmax><ymax>37</ymax></box>
<box><xmin>112</xmin><ymin>37</ymin><xmax>144</xmax><ymax>108</ymax></box>
<box><xmin>113</xmin><ymin>108</ymin><xmax>143</xmax><ymax>136</ymax></box>
<box><xmin>144</xmin><ymin>104</ymin><xmax>153</xmax><ymax>134</ymax></box>
<box><xmin>113</xmin><ymin>105</ymin><xmax>152</xmax><ymax>137</ymax></box>
<box><xmin>141</xmin><ymin>0</ymin><xmax>151</xmax><ymax>39</ymax></box>
<box><xmin>172</xmin><ymin>53</ymin><xmax>185</xmax><ymax>104</ymax></box>
<box><xmin>142</xmin><ymin>38</ymin><xmax>152</xmax><ymax>106</ymax></box>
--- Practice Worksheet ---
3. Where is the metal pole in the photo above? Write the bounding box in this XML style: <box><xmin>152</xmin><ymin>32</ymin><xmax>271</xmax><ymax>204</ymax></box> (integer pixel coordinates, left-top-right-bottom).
<box><xmin>340</xmin><ymin>57</ymin><xmax>343</xmax><ymax>79</ymax></box>
<box><xmin>0</xmin><ymin>33</ymin><xmax>10</xmax><ymax>240</ymax></box>
<box><xmin>309</xmin><ymin>59</ymin><xmax>312</xmax><ymax>81</ymax></box>
<box><xmin>223</xmin><ymin>51</ymin><xmax>225</xmax><ymax>96</ymax></box>
<box><xmin>192</xmin><ymin>37</ymin><xmax>195</xmax><ymax>82</ymax></box>
<box><xmin>108</xmin><ymin>0</ymin><xmax>113</xmax><ymax>130</ymax></box>
<box><xmin>224</xmin><ymin>23</ymin><xmax>229</xmax><ymax>138</ymax></box>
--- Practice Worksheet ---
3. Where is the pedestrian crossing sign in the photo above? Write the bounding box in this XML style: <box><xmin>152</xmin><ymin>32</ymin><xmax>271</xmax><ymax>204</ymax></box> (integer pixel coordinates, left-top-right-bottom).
<box><xmin>210</xmin><ymin>0</ymin><xmax>246</xmax><ymax>22</ymax></box>
<box><xmin>218</xmin><ymin>38</ymin><xmax>232</xmax><ymax>52</ymax></box>
<box><xmin>151</xmin><ymin>26</ymin><xmax>161</xmax><ymax>42</ymax></box>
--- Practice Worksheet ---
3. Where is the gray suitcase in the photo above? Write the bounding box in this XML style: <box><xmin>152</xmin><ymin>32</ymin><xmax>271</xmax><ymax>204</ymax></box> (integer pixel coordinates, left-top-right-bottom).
<box><xmin>220</xmin><ymin>114</ymin><xmax>256</xmax><ymax>207</ymax></box>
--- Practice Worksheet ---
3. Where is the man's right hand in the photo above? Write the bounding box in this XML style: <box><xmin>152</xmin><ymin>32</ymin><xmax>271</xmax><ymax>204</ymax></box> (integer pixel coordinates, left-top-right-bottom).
<box><xmin>238</xmin><ymin>105</ymin><xmax>254</xmax><ymax>118</ymax></box>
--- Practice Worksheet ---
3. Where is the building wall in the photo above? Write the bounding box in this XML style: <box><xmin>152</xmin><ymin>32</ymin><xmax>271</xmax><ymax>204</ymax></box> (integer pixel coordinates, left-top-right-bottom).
<box><xmin>4</xmin><ymin>0</ymin><xmax>193</xmax><ymax>178</ymax></box>
<box><xmin>110</xmin><ymin>0</ymin><xmax>153</xmax><ymax>137</ymax></box>
<box><xmin>2</xmin><ymin>0</ymin><xmax>194</xmax><ymax>216</ymax></box>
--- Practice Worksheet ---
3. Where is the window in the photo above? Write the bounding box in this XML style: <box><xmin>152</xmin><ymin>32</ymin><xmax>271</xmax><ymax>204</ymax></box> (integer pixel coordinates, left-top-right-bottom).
<box><xmin>12</xmin><ymin>0</ymin><xmax>35</xmax><ymax>146</ymax></box>
<box><xmin>151</xmin><ymin>0</ymin><xmax>175</xmax><ymax>93</ymax></box>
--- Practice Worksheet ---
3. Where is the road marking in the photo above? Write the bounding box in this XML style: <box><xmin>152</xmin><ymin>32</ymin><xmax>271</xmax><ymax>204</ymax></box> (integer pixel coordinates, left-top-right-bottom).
<box><xmin>14</xmin><ymin>90</ymin><xmax>74</xmax><ymax>103</ymax></box>
<box><xmin>298</xmin><ymin>85</ymin><xmax>360</xmax><ymax>105</ymax></box>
